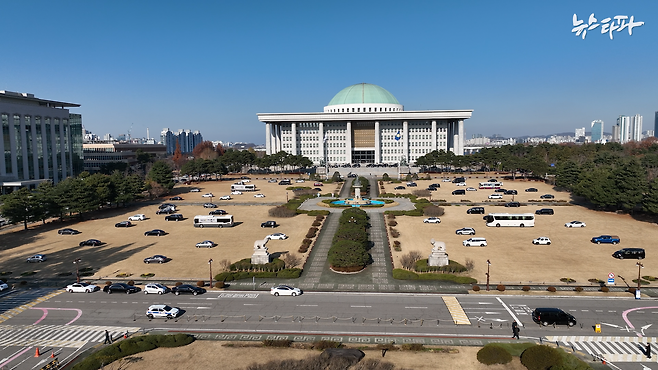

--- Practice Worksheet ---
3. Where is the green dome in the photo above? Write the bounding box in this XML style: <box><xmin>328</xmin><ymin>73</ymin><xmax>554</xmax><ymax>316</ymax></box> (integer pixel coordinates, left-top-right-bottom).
<box><xmin>328</xmin><ymin>83</ymin><xmax>400</xmax><ymax>106</ymax></box>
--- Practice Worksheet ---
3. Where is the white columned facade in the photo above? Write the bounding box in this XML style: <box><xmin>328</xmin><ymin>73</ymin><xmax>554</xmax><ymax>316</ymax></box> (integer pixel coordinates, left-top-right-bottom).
<box><xmin>291</xmin><ymin>122</ymin><xmax>297</xmax><ymax>155</ymax></box>
<box><xmin>431</xmin><ymin>120</ymin><xmax>437</xmax><ymax>151</ymax></box>
<box><xmin>402</xmin><ymin>121</ymin><xmax>408</xmax><ymax>164</ymax></box>
<box><xmin>346</xmin><ymin>121</ymin><xmax>352</xmax><ymax>163</ymax></box>
<box><xmin>265</xmin><ymin>123</ymin><xmax>272</xmax><ymax>154</ymax></box>
<box><xmin>374</xmin><ymin>121</ymin><xmax>381</xmax><ymax>163</ymax></box>
<box><xmin>318</xmin><ymin>122</ymin><xmax>325</xmax><ymax>165</ymax></box>
<box><xmin>457</xmin><ymin>119</ymin><xmax>464</xmax><ymax>155</ymax></box>
<box><xmin>40</xmin><ymin>118</ymin><xmax>48</xmax><ymax>179</ymax></box>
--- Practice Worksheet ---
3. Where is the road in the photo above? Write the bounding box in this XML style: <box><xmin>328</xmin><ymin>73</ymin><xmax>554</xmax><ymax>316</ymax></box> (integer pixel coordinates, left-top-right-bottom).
<box><xmin>0</xmin><ymin>288</ymin><xmax>657</xmax><ymax>369</ymax></box>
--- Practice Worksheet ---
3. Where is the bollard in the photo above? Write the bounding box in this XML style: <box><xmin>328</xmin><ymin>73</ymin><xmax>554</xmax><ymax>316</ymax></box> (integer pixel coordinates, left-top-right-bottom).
<box><xmin>490</xmin><ymin>323</ymin><xmax>493</xmax><ymax>329</ymax></box>
<box><xmin>540</xmin><ymin>337</ymin><xmax>543</xmax><ymax>344</ymax></box>
<box><xmin>556</xmin><ymin>341</ymin><xmax>559</xmax><ymax>347</ymax></box>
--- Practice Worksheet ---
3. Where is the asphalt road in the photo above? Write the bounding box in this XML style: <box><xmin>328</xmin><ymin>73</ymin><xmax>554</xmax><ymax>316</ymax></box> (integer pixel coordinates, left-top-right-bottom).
<box><xmin>1</xmin><ymin>288</ymin><xmax>657</xmax><ymax>369</ymax></box>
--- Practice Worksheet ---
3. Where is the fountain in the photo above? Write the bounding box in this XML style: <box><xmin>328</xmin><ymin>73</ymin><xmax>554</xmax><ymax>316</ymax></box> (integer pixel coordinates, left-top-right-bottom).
<box><xmin>331</xmin><ymin>177</ymin><xmax>384</xmax><ymax>207</ymax></box>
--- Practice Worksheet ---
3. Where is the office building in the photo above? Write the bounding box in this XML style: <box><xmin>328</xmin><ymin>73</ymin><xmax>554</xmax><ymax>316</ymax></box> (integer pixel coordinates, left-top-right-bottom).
<box><xmin>630</xmin><ymin>114</ymin><xmax>643</xmax><ymax>142</ymax></box>
<box><xmin>0</xmin><ymin>90</ymin><xmax>82</xmax><ymax>192</ymax></box>
<box><xmin>83</xmin><ymin>142</ymin><xmax>166</xmax><ymax>173</ymax></box>
<box><xmin>590</xmin><ymin>120</ymin><xmax>604</xmax><ymax>143</ymax></box>
<box><xmin>258</xmin><ymin>83</ymin><xmax>473</xmax><ymax>165</ymax></box>
<box><xmin>160</xmin><ymin>128</ymin><xmax>203</xmax><ymax>154</ymax></box>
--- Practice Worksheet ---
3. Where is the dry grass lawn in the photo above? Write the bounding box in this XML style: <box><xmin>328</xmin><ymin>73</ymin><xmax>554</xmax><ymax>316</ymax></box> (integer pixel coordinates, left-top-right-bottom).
<box><xmin>384</xmin><ymin>176</ymin><xmax>658</xmax><ymax>285</ymax></box>
<box><xmin>120</xmin><ymin>341</ymin><xmax>525</xmax><ymax>370</ymax></box>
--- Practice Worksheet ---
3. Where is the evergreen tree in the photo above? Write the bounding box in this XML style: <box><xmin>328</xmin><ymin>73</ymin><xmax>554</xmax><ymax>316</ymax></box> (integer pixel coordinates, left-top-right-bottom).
<box><xmin>34</xmin><ymin>181</ymin><xmax>62</xmax><ymax>222</ymax></box>
<box><xmin>574</xmin><ymin>167</ymin><xmax>617</xmax><ymax>208</ymax></box>
<box><xmin>643</xmin><ymin>178</ymin><xmax>658</xmax><ymax>214</ymax></box>
<box><xmin>0</xmin><ymin>188</ymin><xmax>41</xmax><ymax>229</ymax></box>
<box><xmin>555</xmin><ymin>160</ymin><xmax>580</xmax><ymax>189</ymax></box>
<box><xmin>614</xmin><ymin>158</ymin><xmax>647</xmax><ymax>212</ymax></box>
<box><xmin>148</xmin><ymin>161</ymin><xmax>174</xmax><ymax>190</ymax></box>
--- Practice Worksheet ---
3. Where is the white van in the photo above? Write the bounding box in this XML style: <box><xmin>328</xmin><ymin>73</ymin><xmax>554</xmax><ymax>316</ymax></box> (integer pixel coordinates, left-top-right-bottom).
<box><xmin>463</xmin><ymin>237</ymin><xmax>487</xmax><ymax>247</ymax></box>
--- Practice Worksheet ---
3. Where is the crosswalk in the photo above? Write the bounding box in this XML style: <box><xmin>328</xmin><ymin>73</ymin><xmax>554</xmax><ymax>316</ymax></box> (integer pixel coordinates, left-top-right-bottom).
<box><xmin>546</xmin><ymin>336</ymin><xmax>658</xmax><ymax>363</ymax></box>
<box><xmin>0</xmin><ymin>324</ymin><xmax>141</xmax><ymax>348</ymax></box>
<box><xmin>443</xmin><ymin>296</ymin><xmax>471</xmax><ymax>325</ymax></box>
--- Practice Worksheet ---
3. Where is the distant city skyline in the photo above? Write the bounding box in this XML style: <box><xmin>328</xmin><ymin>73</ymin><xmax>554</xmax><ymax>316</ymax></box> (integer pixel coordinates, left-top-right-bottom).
<box><xmin>1</xmin><ymin>1</ymin><xmax>656</xmax><ymax>144</ymax></box>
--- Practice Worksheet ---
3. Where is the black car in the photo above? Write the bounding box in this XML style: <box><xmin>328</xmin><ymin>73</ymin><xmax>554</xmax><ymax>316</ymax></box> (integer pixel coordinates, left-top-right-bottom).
<box><xmin>58</xmin><ymin>228</ymin><xmax>80</xmax><ymax>235</ymax></box>
<box><xmin>451</xmin><ymin>189</ymin><xmax>465</xmax><ymax>195</ymax></box>
<box><xmin>164</xmin><ymin>214</ymin><xmax>183</xmax><ymax>221</ymax></box>
<box><xmin>143</xmin><ymin>255</ymin><xmax>169</xmax><ymax>264</ymax></box>
<box><xmin>535</xmin><ymin>208</ymin><xmax>554</xmax><ymax>215</ymax></box>
<box><xmin>169</xmin><ymin>196</ymin><xmax>183</xmax><ymax>201</ymax></box>
<box><xmin>525</xmin><ymin>188</ymin><xmax>538</xmax><ymax>192</ymax></box>
<box><xmin>79</xmin><ymin>239</ymin><xmax>102</xmax><ymax>246</ymax></box>
<box><xmin>426</xmin><ymin>187</ymin><xmax>438</xmax><ymax>191</ymax></box>
<box><xmin>261</xmin><ymin>221</ymin><xmax>278</xmax><ymax>228</ymax></box>
<box><xmin>532</xmin><ymin>308</ymin><xmax>576</xmax><ymax>327</ymax></box>
<box><xmin>203</xmin><ymin>203</ymin><xmax>217</xmax><ymax>208</ymax></box>
<box><xmin>495</xmin><ymin>188</ymin><xmax>507</xmax><ymax>193</ymax></box>
<box><xmin>145</xmin><ymin>229</ymin><xmax>167</xmax><ymax>236</ymax></box>
<box><xmin>612</xmin><ymin>248</ymin><xmax>645</xmax><ymax>260</ymax></box>
<box><xmin>394</xmin><ymin>186</ymin><xmax>406</xmax><ymax>190</ymax></box>
<box><xmin>172</xmin><ymin>284</ymin><xmax>206</xmax><ymax>296</ymax></box>
<box><xmin>505</xmin><ymin>202</ymin><xmax>521</xmax><ymax>208</ymax></box>
<box><xmin>104</xmin><ymin>283</ymin><xmax>139</xmax><ymax>294</ymax></box>
<box><xmin>156</xmin><ymin>208</ymin><xmax>176</xmax><ymax>215</ymax></box>
<box><xmin>159</xmin><ymin>203</ymin><xmax>176</xmax><ymax>209</ymax></box>
<box><xmin>467</xmin><ymin>207</ymin><xmax>485</xmax><ymax>214</ymax></box>
<box><xmin>209</xmin><ymin>209</ymin><xmax>227</xmax><ymax>215</ymax></box>
<box><xmin>115</xmin><ymin>221</ymin><xmax>132</xmax><ymax>228</ymax></box>
<box><xmin>406</xmin><ymin>182</ymin><xmax>417</xmax><ymax>187</ymax></box>
<box><xmin>540</xmin><ymin>194</ymin><xmax>555</xmax><ymax>199</ymax></box>
<box><xmin>429</xmin><ymin>184</ymin><xmax>441</xmax><ymax>188</ymax></box>
<box><xmin>504</xmin><ymin>190</ymin><xmax>518</xmax><ymax>195</ymax></box>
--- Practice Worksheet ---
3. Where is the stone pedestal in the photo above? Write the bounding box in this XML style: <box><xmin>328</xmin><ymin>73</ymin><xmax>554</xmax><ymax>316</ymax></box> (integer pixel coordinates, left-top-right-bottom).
<box><xmin>251</xmin><ymin>238</ymin><xmax>271</xmax><ymax>265</ymax></box>
<box><xmin>428</xmin><ymin>239</ymin><xmax>449</xmax><ymax>267</ymax></box>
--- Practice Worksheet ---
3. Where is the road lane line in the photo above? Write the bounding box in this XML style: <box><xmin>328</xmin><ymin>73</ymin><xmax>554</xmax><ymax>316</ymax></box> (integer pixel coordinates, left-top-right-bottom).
<box><xmin>404</xmin><ymin>307</ymin><xmax>428</xmax><ymax>309</ymax></box>
<box><xmin>0</xmin><ymin>346</ymin><xmax>31</xmax><ymax>368</ymax></box>
<box><xmin>495</xmin><ymin>297</ymin><xmax>523</xmax><ymax>327</ymax></box>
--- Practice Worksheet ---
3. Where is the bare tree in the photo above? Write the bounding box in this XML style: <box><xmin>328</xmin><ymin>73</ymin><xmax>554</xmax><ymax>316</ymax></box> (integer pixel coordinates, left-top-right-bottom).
<box><xmin>465</xmin><ymin>258</ymin><xmax>475</xmax><ymax>272</ymax></box>
<box><xmin>282</xmin><ymin>253</ymin><xmax>302</xmax><ymax>268</ymax></box>
<box><xmin>218</xmin><ymin>259</ymin><xmax>232</xmax><ymax>272</ymax></box>
<box><xmin>400</xmin><ymin>251</ymin><xmax>422</xmax><ymax>270</ymax></box>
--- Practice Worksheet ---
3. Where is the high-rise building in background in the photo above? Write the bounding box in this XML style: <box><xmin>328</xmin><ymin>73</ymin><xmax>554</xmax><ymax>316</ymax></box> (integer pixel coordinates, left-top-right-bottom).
<box><xmin>575</xmin><ymin>127</ymin><xmax>585</xmax><ymax>141</ymax></box>
<box><xmin>612</xmin><ymin>125</ymin><xmax>621</xmax><ymax>142</ymax></box>
<box><xmin>590</xmin><ymin>120</ymin><xmax>604</xmax><ymax>143</ymax></box>
<box><xmin>654</xmin><ymin>111</ymin><xmax>658</xmax><ymax>137</ymax></box>
<box><xmin>616</xmin><ymin>115</ymin><xmax>631</xmax><ymax>143</ymax></box>
<box><xmin>160</xmin><ymin>128</ymin><xmax>203</xmax><ymax>154</ymax></box>
<box><xmin>630</xmin><ymin>114</ymin><xmax>643</xmax><ymax>142</ymax></box>
<box><xmin>0</xmin><ymin>90</ymin><xmax>83</xmax><ymax>192</ymax></box>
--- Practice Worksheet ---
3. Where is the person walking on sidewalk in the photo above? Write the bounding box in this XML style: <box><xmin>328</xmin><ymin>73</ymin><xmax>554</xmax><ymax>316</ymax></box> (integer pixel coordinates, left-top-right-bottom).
<box><xmin>512</xmin><ymin>322</ymin><xmax>520</xmax><ymax>340</ymax></box>
<box><xmin>647</xmin><ymin>343</ymin><xmax>652</xmax><ymax>359</ymax></box>
<box><xmin>104</xmin><ymin>330</ymin><xmax>112</xmax><ymax>344</ymax></box>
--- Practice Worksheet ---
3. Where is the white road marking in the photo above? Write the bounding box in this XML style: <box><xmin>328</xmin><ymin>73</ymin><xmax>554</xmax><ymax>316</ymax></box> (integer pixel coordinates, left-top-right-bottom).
<box><xmin>351</xmin><ymin>305</ymin><xmax>371</xmax><ymax>308</ymax></box>
<box><xmin>495</xmin><ymin>297</ymin><xmax>523</xmax><ymax>327</ymax></box>
<box><xmin>405</xmin><ymin>307</ymin><xmax>428</xmax><ymax>309</ymax></box>
<box><xmin>297</xmin><ymin>305</ymin><xmax>318</xmax><ymax>307</ymax></box>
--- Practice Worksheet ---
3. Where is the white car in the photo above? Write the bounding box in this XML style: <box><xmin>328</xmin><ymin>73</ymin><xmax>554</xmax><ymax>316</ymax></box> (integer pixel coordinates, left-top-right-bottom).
<box><xmin>442</xmin><ymin>178</ymin><xmax>452</xmax><ymax>182</ymax></box>
<box><xmin>466</xmin><ymin>187</ymin><xmax>477</xmax><ymax>191</ymax></box>
<box><xmin>270</xmin><ymin>285</ymin><xmax>302</xmax><ymax>296</ymax></box>
<box><xmin>254</xmin><ymin>193</ymin><xmax>266</xmax><ymax>198</ymax></box>
<box><xmin>295</xmin><ymin>179</ymin><xmax>305</xmax><ymax>183</ymax></box>
<box><xmin>219</xmin><ymin>195</ymin><xmax>232</xmax><ymax>200</ymax></box>
<box><xmin>267</xmin><ymin>179</ymin><xmax>277</xmax><ymax>183</ymax></box>
<box><xmin>202</xmin><ymin>193</ymin><xmax>214</xmax><ymax>198</ymax></box>
<box><xmin>26</xmin><ymin>254</ymin><xmax>47</xmax><ymax>263</ymax></box>
<box><xmin>565</xmin><ymin>221</ymin><xmax>586</xmax><ymax>228</ymax></box>
<box><xmin>533</xmin><ymin>237</ymin><xmax>552</xmax><ymax>245</ymax></box>
<box><xmin>146</xmin><ymin>304</ymin><xmax>180</xmax><ymax>319</ymax></box>
<box><xmin>230</xmin><ymin>191</ymin><xmax>242</xmax><ymax>195</ymax></box>
<box><xmin>0</xmin><ymin>282</ymin><xmax>10</xmax><ymax>292</ymax></box>
<box><xmin>196</xmin><ymin>240</ymin><xmax>217</xmax><ymax>248</ymax></box>
<box><xmin>455</xmin><ymin>227</ymin><xmax>476</xmax><ymax>235</ymax></box>
<box><xmin>144</xmin><ymin>283</ymin><xmax>169</xmax><ymax>295</ymax></box>
<box><xmin>128</xmin><ymin>214</ymin><xmax>146</xmax><ymax>221</ymax></box>
<box><xmin>190</xmin><ymin>188</ymin><xmax>201</xmax><ymax>192</ymax></box>
<box><xmin>423</xmin><ymin>217</ymin><xmax>441</xmax><ymax>224</ymax></box>
<box><xmin>488</xmin><ymin>194</ymin><xmax>503</xmax><ymax>199</ymax></box>
<box><xmin>266</xmin><ymin>233</ymin><xmax>288</xmax><ymax>240</ymax></box>
<box><xmin>66</xmin><ymin>282</ymin><xmax>99</xmax><ymax>293</ymax></box>
<box><xmin>463</xmin><ymin>238</ymin><xmax>487</xmax><ymax>247</ymax></box>
<box><xmin>455</xmin><ymin>182</ymin><xmax>467</xmax><ymax>186</ymax></box>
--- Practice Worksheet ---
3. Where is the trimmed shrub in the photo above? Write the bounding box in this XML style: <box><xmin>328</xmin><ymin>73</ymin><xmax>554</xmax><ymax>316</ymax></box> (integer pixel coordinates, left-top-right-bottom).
<box><xmin>560</xmin><ymin>277</ymin><xmax>576</xmax><ymax>283</ymax></box>
<box><xmin>175</xmin><ymin>282</ymin><xmax>183</xmax><ymax>287</ymax></box>
<box><xmin>214</xmin><ymin>281</ymin><xmax>225</xmax><ymax>289</ymax></box>
<box><xmin>302</xmin><ymin>238</ymin><xmax>312</xmax><ymax>246</ymax></box>
<box><xmin>140</xmin><ymin>273</ymin><xmax>155</xmax><ymax>278</ymax></box>
<box><xmin>477</xmin><ymin>343</ymin><xmax>513</xmax><ymax>365</ymax></box>
<box><xmin>574</xmin><ymin>286</ymin><xmax>584</xmax><ymax>292</ymax></box>
<box><xmin>298</xmin><ymin>246</ymin><xmax>308</xmax><ymax>253</ymax></box>
<box><xmin>312</xmin><ymin>220</ymin><xmax>321</xmax><ymax>227</ymax></box>
<box><xmin>328</xmin><ymin>240</ymin><xmax>370</xmax><ymax>268</ymax></box>
<box><xmin>313</xmin><ymin>340</ymin><xmax>342</xmax><ymax>350</ymax></box>
<box><xmin>268</xmin><ymin>205</ymin><xmax>297</xmax><ymax>218</ymax></box>
<box><xmin>392</xmin><ymin>269</ymin><xmax>419</xmax><ymax>280</ymax></box>
<box><xmin>230</xmin><ymin>258</ymin><xmax>285</xmax><ymax>272</ymax></box>
<box><xmin>416</xmin><ymin>274</ymin><xmax>477</xmax><ymax>284</ymax></box>
<box><xmin>601</xmin><ymin>286</ymin><xmax>609</xmax><ymax>292</ymax></box>
<box><xmin>105</xmin><ymin>281</ymin><xmax>113</xmax><ymax>286</ymax></box>
<box><xmin>472</xmin><ymin>285</ymin><xmax>481</xmax><ymax>292</ymax></box>
<box><xmin>276</xmin><ymin>268</ymin><xmax>302</xmax><ymax>279</ymax></box>
<box><xmin>306</xmin><ymin>227</ymin><xmax>318</xmax><ymax>238</ymax></box>
<box><xmin>127</xmin><ymin>280</ymin><xmax>135</xmax><ymax>286</ymax></box>
<box><xmin>390</xmin><ymin>229</ymin><xmax>400</xmax><ymax>238</ymax></box>
<box><xmin>522</xmin><ymin>286</ymin><xmax>531</xmax><ymax>292</ymax></box>
<box><xmin>401</xmin><ymin>343</ymin><xmax>424</xmax><ymax>351</ymax></box>
<box><xmin>520</xmin><ymin>345</ymin><xmax>563</xmax><ymax>370</ymax></box>
<box><xmin>423</xmin><ymin>205</ymin><xmax>445</xmax><ymax>217</ymax></box>
<box><xmin>263</xmin><ymin>339</ymin><xmax>292</xmax><ymax>347</ymax></box>
<box><xmin>196</xmin><ymin>280</ymin><xmax>205</xmax><ymax>287</ymax></box>
<box><xmin>315</xmin><ymin>215</ymin><xmax>325</xmax><ymax>221</ymax></box>
<box><xmin>388</xmin><ymin>220</ymin><xmax>398</xmax><ymax>227</ymax></box>
<box><xmin>497</xmin><ymin>284</ymin><xmax>506</xmax><ymax>292</ymax></box>
<box><xmin>547</xmin><ymin>286</ymin><xmax>557</xmax><ymax>292</ymax></box>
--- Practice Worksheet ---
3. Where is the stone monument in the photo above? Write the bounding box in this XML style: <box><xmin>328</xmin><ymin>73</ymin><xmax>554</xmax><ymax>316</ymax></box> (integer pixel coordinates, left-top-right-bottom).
<box><xmin>428</xmin><ymin>238</ymin><xmax>449</xmax><ymax>267</ymax></box>
<box><xmin>251</xmin><ymin>238</ymin><xmax>271</xmax><ymax>265</ymax></box>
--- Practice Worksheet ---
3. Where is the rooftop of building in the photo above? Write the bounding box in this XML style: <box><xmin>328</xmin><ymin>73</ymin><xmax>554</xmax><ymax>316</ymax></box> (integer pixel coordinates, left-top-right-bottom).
<box><xmin>0</xmin><ymin>90</ymin><xmax>80</xmax><ymax>108</ymax></box>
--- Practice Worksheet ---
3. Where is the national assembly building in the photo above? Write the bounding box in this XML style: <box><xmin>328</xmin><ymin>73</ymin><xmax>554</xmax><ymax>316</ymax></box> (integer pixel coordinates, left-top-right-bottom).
<box><xmin>258</xmin><ymin>83</ymin><xmax>473</xmax><ymax>166</ymax></box>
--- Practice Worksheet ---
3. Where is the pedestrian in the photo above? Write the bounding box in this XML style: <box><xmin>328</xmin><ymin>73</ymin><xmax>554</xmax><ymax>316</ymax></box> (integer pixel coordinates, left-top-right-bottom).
<box><xmin>104</xmin><ymin>330</ymin><xmax>112</xmax><ymax>344</ymax></box>
<box><xmin>512</xmin><ymin>322</ymin><xmax>520</xmax><ymax>340</ymax></box>
<box><xmin>647</xmin><ymin>343</ymin><xmax>652</xmax><ymax>359</ymax></box>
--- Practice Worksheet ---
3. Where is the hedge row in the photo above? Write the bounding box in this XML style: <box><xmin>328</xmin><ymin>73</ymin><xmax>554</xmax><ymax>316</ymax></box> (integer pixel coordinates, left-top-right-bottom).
<box><xmin>414</xmin><ymin>259</ymin><xmax>467</xmax><ymax>273</ymax></box>
<box><xmin>230</xmin><ymin>258</ymin><xmax>285</xmax><ymax>272</ymax></box>
<box><xmin>215</xmin><ymin>268</ymin><xmax>302</xmax><ymax>282</ymax></box>
<box><xmin>328</xmin><ymin>208</ymin><xmax>370</xmax><ymax>269</ymax></box>
<box><xmin>392</xmin><ymin>269</ymin><xmax>477</xmax><ymax>284</ymax></box>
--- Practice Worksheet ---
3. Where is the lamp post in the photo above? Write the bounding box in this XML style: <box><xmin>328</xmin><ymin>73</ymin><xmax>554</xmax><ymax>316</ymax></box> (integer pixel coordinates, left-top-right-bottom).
<box><xmin>208</xmin><ymin>259</ymin><xmax>213</xmax><ymax>289</ymax></box>
<box><xmin>73</xmin><ymin>258</ymin><xmax>82</xmax><ymax>283</ymax></box>
<box><xmin>487</xmin><ymin>260</ymin><xmax>491</xmax><ymax>292</ymax></box>
<box><xmin>323</xmin><ymin>135</ymin><xmax>329</xmax><ymax>180</ymax></box>
<box><xmin>286</xmin><ymin>191</ymin><xmax>289</xmax><ymax>202</ymax></box>
<box><xmin>636</xmin><ymin>261</ymin><xmax>644</xmax><ymax>294</ymax></box>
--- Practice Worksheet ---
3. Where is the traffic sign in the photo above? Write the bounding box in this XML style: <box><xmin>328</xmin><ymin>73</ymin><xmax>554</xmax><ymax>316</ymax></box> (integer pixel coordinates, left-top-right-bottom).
<box><xmin>608</xmin><ymin>272</ymin><xmax>615</xmax><ymax>279</ymax></box>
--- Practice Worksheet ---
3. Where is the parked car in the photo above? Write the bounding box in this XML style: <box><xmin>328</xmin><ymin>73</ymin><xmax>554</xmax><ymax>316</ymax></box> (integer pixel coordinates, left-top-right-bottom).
<box><xmin>463</xmin><ymin>237</ymin><xmax>487</xmax><ymax>247</ymax></box>
<box><xmin>190</xmin><ymin>188</ymin><xmax>201</xmax><ymax>192</ymax></box>
<box><xmin>268</xmin><ymin>179</ymin><xmax>278</xmax><ymax>183</ymax></box>
<box><xmin>295</xmin><ymin>179</ymin><xmax>305</xmax><ymax>183</ymax></box>
<box><xmin>58</xmin><ymin>228</ymin><xmax>80</xmax><ymax>235</ymax></box>
<box><xmin>591</xmin><ymin>235</ymin><xmax>620</xmax><ymax>244</ymax></box>
<box><xmin>195</xmin><ymin>240</ymin><xmax>217</xmax><ymax>248</ymax></box>
<box><xmin>79</xmin><ymin>239</ymin><xmax>102</xmax><ymax>247</ymax></box>
<box><xmin>104</xmin><ymin>283</ymin><xmax>139</xmax><ymax>294</ymax></box>
<box><xmin>66</xmin><ymin>282</ymin><xmax>99</xmax><ymax>293</ymax></box>
<box><xmin>394</xmin><ymin>186</ymin><xmax>406</xmax><ymax>190</ymax></box>
<box><xmin>219</xmin><ymin>195</ymin><xmax>232</xmax><ymax>200</ymax></box>
<box><xmin>26</xmin><ymin>254</ymin><xmax>47</xmax><ymax>263</ymax></box>
<box><xmin>525</xmin><ymin>188</ymin><xmax>538</xmax><ymax>192</ymax></box>
<box><xmin>270</xmin><ymin>285</ymin><xmax>302</xmax><ymax>296</ymax></box>
<box><xmin>406</xmin><ymin>182</ymin><xmax>417</xmax><ymax>187</ymax></box>
<box><xmin>466</xmin><ymin>187</ymin><xmax>477</xmax><ymax>191</ymax></box>
<box><xmin>144</xmin><ymin>283</ymin><xmax>170</xmax><ymax>295</ymax></box>
<box><xmin>423</xmin><ymin>217</ymin><xmax>441</xmax><ymax>224</ymax></box>
<box><xmin>452</xmin><ymin>189</ymin><xmax>466</xmax><ymax>195</ymax></box>
<box><xmin>495</xmin><ymin>188</ymin><xmax>507</xmax><ymax>193</ymax></box>
<box><xmin>540</xmin><ymin>194</ymin><xmax>555</xmax><ymax>199</ymax></box>
<box><xmin>504</xmin><ymin>190</ymin><xmax>518</xmax><ymax>195</ymax></box>
<box><xmin>159</xmin><ymin>203</ymin><xmax>176</xmax><ymax>210</ymax></box>
<box><xmin>278</xmin><ymin>180</ymin><xmax>291</xmax><ymax>185</ymax></box>
<box><xmin>452</xmin><ymin>177</ymin><xmax>466</xmax><ymax>183</ymax></box>
<box><xmin>164</xmin><ymin>214</ymin><xmax>184</xmax><ymax>221</ymax></box>
<box><xmin>532</xmin><ymin>307</ymin><xmax>576</xmax><ymax>327</ymax></box>
<box><xmin>565</xmin><ymin>220</ymin><xmax>586</xmax><ymax>228</ymax></box>
<box><xmin>261</xmin><ymin>221</ymin><xmax>278</xmax><ymax>228</ymax></box>
<box><xmin>254</xmin><ymin>193</ymin><xmax>266</xmax><ymax>198</ymax></box>
<box><xmin>128</xmin><ymin>214</ymin><xmax>146</xmax><ymax>221</ymax></box>
<box><xmin>455</xmin><ymin>227</ymin><xmax>476</xmax><ymax>235</ymax></box>
<box><xmin>146</xmin><ymin>304</ymin><xmax>180</xmax><ymax>319</ymax></box>
<box><xmin>145</xmin><ymin>229</ymin><xmax>167</xmax><ymax>236</ymax></box>
<box><xmin>532</xmin><ymin>237</ymin><xmax>551</xmax><ymax>245</ymax></box>
<box><xmin>143</xmin><ymin>255</ymin><xmax>169</xmax><ymax>264</ymax></box>
<box><xmin>0</xmin><ymin>282</ymin><xmax>8</xmax><ymax>292</ymax></box>
<box><xmin>612</xmin><ymin>248</ymin><xmax>645</xmax><ymax>260</ymax></box>
<box><xmin>266</xmin><ymin>233</ymin><xmax>288</xmax><ymax>240</ymax></box>
<box><xmin>455</xmin><ymin>182</ymin><xmax>467</xmax><ymax>187</ymax></box>
<box><xmin>172</xmin><ymin>284</ymin><xmax>206</xmax><ymax>296</ymax></box>
<box><xmin>231</xmin><ymin>191</ymin><xmax>242</xmax><ymax>195</ymax></box>
<box><xmin>535</xmin><ymin>208</ymin><xmax>554</xmax><ymax>215</ymax></box>
<box><xmin>202</xmin><ymin>193</ymin><xmax>214</xmax><ymax>198</ymax></box>
<box><xmin>203</xmin><ymin>203</ymin><xmax>217</xmax><ymax>208</ymax></box>
<box><xmin>314</xmin><ymin>182</ymin><xmax>323</xmax><ymax>186</ymax></box>
<box><xmin>488</xmin><ymin>194</ymin><xmax>503</xmax><ymax>199</ymax></box>
<box><xmin>156</xmin><ymin>207</ymin><xmax>175</xmax><ymax>215</ymax></box>
<box><xmin>467</xmin><ymin>207</ymin><xmax>485</xmax><ymax>214</ymax></box>
<box><xmin>169</xmin><ymin>196</ymin><xmax>183</xmax><ymax>201</ymax></box>
<box><xmin>442</xmin><ymin>178</ymin><xmax>452</xmax><ymax>182</ymax></box>
<box><xmin>505</xmin><ymin>202</ymin><xmax>521</xmax><ymax>207</ymax></box>
<box><xmin>115</xmin><ymin>221</ymin><xmax>132</xmax><ymax>227</ymax></box>
<box><xmin>209</xmin><ymin>209</ymin><xmax>227</xmax><ymax>215</ymax></box>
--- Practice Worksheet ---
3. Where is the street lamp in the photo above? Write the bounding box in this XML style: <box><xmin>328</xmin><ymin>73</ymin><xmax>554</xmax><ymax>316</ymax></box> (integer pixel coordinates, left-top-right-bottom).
<box><xmin>487</xmin><ymin>260</ymin><xmax>491</xmax><ymax>292</ymax></box>
<box><xmin>73</xmin><ymin>258</ymin><xmax>82</xmax><ymax>283</ymax></box>
<box><xmin>208</xmin><ymin>259</ymin><xmax>213</xmax><ymax>289</ymax></box>
<box><xmin>636</xmin><ymin>261</ymin><xmax>644</xmax><ymax>293</ymax></box>
<box><xmin>286</xmin><ymin>191</ymin><xmax>289</xmax><ymax>202</ymax></box>
<box><xmin>323</xmin><ymin>135</ymin><xmax>329</xmax><ymax>181</ymax></box>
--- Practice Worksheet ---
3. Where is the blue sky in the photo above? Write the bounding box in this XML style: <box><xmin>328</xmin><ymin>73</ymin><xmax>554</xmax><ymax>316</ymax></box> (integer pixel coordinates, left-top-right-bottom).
<box><xmin>1</xmin><ymin>1</ymin><xmax>656</xmax><ymax>144</ymax></box>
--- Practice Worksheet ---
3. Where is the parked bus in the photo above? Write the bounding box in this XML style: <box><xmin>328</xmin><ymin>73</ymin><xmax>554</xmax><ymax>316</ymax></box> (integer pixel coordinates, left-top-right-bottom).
<box><xmin>193</xmin><ymin>215</ymin><xmax>234</xmax><ymax>228</ymax></box>
<box><xmin>483</xmin><ymin>213</ymin><xmax>535</xmax><ymax>227</ymax></box>
<box><xmin>479</xmin><ymin>181</ymin><xmax>503</xmax><ymax>189</ymax></box>
<box><xmin>231</xmin><ymin>183</ymin><xmax>257</xmax><ymax>192</ymax></box>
